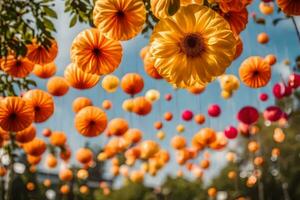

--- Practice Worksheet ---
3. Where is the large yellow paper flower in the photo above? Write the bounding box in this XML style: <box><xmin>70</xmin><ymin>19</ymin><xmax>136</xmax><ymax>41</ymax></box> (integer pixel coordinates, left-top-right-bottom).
<box><xmin>151</xmin><ymin>0</ymin><xmax>204</xmax><ymax>19</ymax></box>
<box><xmin>181</xmin><ymin>0</ymin><xmax>203</xmax><ymax>6</ymax></box>
<box><xmin>150</xmin><ymin>5</ymin><xmax>237</xmax><ymax>88</ymax></box>
<box><xmin>93</xmin><ymin>0</ymin><xmax>146</xmax><ymax>41</ymax></box>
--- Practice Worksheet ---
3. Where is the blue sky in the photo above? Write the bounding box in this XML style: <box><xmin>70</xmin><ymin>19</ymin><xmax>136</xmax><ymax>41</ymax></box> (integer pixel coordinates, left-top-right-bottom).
<box><xmin>32</xmin><ymin>1</ymin><xmax>300</xmax><ymax>187</ymax></box>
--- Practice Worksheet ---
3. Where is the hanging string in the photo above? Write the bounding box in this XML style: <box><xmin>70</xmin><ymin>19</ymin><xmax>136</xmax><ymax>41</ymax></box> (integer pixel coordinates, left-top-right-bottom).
<box><xmin>291</xmin><ymin>17</ymin><xmax>300</xmax><ymax>45</ymax></box>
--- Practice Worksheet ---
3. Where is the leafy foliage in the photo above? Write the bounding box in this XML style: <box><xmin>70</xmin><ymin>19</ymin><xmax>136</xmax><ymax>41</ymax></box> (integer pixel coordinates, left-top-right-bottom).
<box><xmin>160</xmin><ymin>177</ymin><xmax>206</xmax><ymax>200</ymax></box>
<box><xmin>0</xmin><ymin>0</ymin><xmax>57</xmax><ymax>57</ymax></box>
<box><xmin>0</xmin><ymin>73</ymin><xmax>36</xmax><ymax>96</ymax></box>
<box><xmin>64</xmin><ymin>0</ymin><xmax>95</xmax><ymax>28</ymax></box>
<box><xmin>211</xmin><ymin>100</ymin><xmax>300</xmax><ymax>200</ymax></box>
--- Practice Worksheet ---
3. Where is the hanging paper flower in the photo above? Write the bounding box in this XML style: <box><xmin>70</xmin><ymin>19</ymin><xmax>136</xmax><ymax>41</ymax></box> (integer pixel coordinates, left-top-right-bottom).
<box><xmin>74</xmin><ymin>106</ymin><xmax>108</xmax><ymax>137</ymax></box>
<box><xmin>32</xmin><ymin>62</ymin><xmax>57</xmax><ymax>79</ymax></box>
<box><xmin>1</xmin><ymin>56</ymin><xmax>34</xmax><ymax>78</ymax></box>
<box><xmin>71</xmin><ymin>28</ymin><xmax>122</xmax><ymax>75</ymax></box>
<box><xmin>23</xmin><ymin>89</ymin><xmax>54</xmax><ymax>123</ymax></box>
<box><xmin>150</xmin><ymin>5</ymin><xmax>237</xmax><ymax>88</ymax></box>
<box><xmin>64</xmin><ymin>63</ymin><xmax>100</xmax><ymax>90</ymax></box>
<box><xmin>93</xmin><ymin>0</ymin><xmax>146</xmax><ymax>41</ymax></box>
<box><xmin>26</xmin><ymin>39</ymin><xmax>58</xmax><ymax>65</ymax></box>
<box><xmin>239</xmin><ymin>56</ymin><xmax>271</xmax><ymax>88</ymax></box>
<box><xmin>277</xmin><ymin>0</ymin><xmax>300</xmax><ymax>16</ymax></box>
<box><xmin>0</xmin><ymin>97</ymin><xmax>34</xmax><ymax>132</ymax></box>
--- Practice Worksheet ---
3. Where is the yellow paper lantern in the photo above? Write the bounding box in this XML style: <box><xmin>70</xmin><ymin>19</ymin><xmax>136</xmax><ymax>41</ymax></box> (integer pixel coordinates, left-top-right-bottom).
<box><xmin>156</xmin><ymin>131</ymin><xmax>165</xmax><ymax>140</ymax></box>
<box><xmin>122</xmin><ymin>99</ymin><xmax>134</xmax><ymax>112</ymax></box>
<box><xmin>176</xmin><ymin>124</ymin><xmax>185</xmax><ymax>133</ymax></box>
<box><xmin>101</xmin><ymin>75</ymin><xmax>119</xmax><ymax>93</ymax></box>
<box><xmin>145</xmin><ymin>89</ymin><xmax>160</xmax><ymax>102</ymax></box>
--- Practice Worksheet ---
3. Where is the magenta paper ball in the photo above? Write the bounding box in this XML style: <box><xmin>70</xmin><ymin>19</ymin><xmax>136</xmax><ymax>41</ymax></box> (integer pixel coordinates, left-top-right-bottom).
<box><xmin>259</xmin><ymin>93</ymin><xmax>269</xmax><ymax>101</ymax></box>
<box><xmin>288</xmin><ymin>73</ymin><xmax>300</xmax><ymax>89</ymax></box>
<box><xmin>208</xmin><ymin>104</ymin><xmax>221</xmax><ymax>117</ymax></box>
<box><xmin>263</xmin><ymin>106</ymin><xmax>283</xmax><ymax>122</ymax></box>
<box><xmin>224</xmin><ymin>126</ymin><xmax>238</xmax><ymax>139</ymax></box>
<box><xmin>182</xmin><ymin>110</ymin><xmax>194</xmax><ymax>121</ymax></box>
<box><xmin>237</xmin><ymin>106</ymin><xmax>259</xmax><ymax>125</ymax></box>
<box><xmin>273</xmin><ymin>82</ymin><xmax>292</xmax><ymax>99</ymax></box>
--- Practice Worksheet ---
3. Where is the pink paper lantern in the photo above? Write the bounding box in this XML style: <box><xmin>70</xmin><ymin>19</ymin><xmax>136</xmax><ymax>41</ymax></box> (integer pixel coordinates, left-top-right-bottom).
<box><xmin>208</xmin><ymin>104</ymin><xmax>221</xmax><ymax>117</ymax></box>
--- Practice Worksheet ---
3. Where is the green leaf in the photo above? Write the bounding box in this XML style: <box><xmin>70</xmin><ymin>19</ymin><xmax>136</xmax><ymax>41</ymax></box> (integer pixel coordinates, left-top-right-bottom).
<box><xmin>44</xmin><ymin>6</ymin><xmax>58</xmax><ymax>19</ymax></box>
<box><xmin>26</xmin><ymin>79</ymin><xmax>37</xmax><ymax>87</ymax></box>
<box><xmin>43</xmin><ymin>17</ymin><xmax>56</xmax><ymax>31</ymax></box>
<box><xmin>168</xmin><ymin>0</ymin><xmax>180</xmax><ymax>16</ymax></box>
<box><xmin>37</xmin><ymin>19</ymin><xmax>45</xmax><ymax>29</ymax></box>
<box><xmin>69</xmin><ymin>15</ymin><xmax>77</xmax><ymax>27</ymax></box>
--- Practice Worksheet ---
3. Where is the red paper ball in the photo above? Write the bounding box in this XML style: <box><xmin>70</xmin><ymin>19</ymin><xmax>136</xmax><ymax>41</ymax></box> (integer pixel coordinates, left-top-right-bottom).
<box><xmin>273</xmin><ymin>82</ymin><xmax>292</xmax><ymax>99</ymax></box>
<box><xmin>284</xmin><ymin>85</ymin><xmax>293</xmax><ymax>97</ymax></box>
<box><xmin>237</xmin><ymin>106</ymin><xmax>259</xmax><ymax>125</ymax></box>
<box><xmin>42</xmin><ymin>128</ymin><xmax>52</xmax><ymax>137</ymax></box>
<box><xmin>182</xmin><ymin>110</ymin><xmax>194</xmax><ymax>121</ymax></box>
<box><xmin>288</xmin><ymin>73</ymin><xmax>300</xmax><ymax>89</ymax></box>
<box><xmin>273</xmin><ymin>83</ymin><xmax>285</xmax><ymax>99</ymax></box>
<box><xmin>281</xmin><ymin>112</ymin><xmax>288</xmax><ymax>120</ymax></box>
<box><xmin>259</xmin><ymin>93</ymin><xmax>268</xmax><ymax>101</ymax></box>
<box><xmin>263</xmin><ymin>106</ymin><xmax>282</xmax><ymax>122</ymax></box>
<box><xmin>165</xmin><ymin>94</ymin><xmax>172</xmax><ymax>101</ymax></box>
<box><xmin>224</xmin><ymin>126</ymin><xmax>238</xmax><ymax>139</ymax></box>
<box><xmin>207</xmin><ymin>104</ymin><xmax>221</xmax><ymax>117</ymax></box>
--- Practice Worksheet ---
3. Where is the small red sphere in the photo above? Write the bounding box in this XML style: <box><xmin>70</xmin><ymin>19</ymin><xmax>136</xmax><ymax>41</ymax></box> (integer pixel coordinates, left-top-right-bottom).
<box><xmin>42</xmin><ymin>128</ymin><xmax>52</xmax><ymax>137</ymax></box>
<box><xmin>237</xmin><ymin>106</ymin><xmax>259</xmax><ymax>125</ymax></box>
<box><xmin>259</xmin><ymin>93</ymin><xmax>268</xmax><ymax>101</ymax></box>
<box><xmin>165</xmin><ymin>94</ymin><xmax>172</xmax><ymax>101</ymax></box>
<box><xmin>288</xmin><ymin>73</ymin><xmax>300</xmax><ymax>89</ymax></box>
<box><xmin>273</xmin><ymin>83</ymin><xmax>285</xmax><ymax>99</ymax></box>
<box><xmin>182</xmin><ymin>110</ymin><xmax>194</xmax><ymax>121</ymax></box>
<box><xmin>208</xmin><ymin>104</ymin><xmax>221</xmax><ymax>117</ymax></box>
<box><xmin>263</xmin><ymin>106</ymin><xmax>283</xmax><ymax>122</ymax></box>
<box><xmin>284</xmin><ymin>85</ymin><xmax>293</xmax><ymax>97</ymax></box>
<box><xmin>224</xmin><ymin>126</ymin><xmax>238</xmax><ymax>139</ymax></box>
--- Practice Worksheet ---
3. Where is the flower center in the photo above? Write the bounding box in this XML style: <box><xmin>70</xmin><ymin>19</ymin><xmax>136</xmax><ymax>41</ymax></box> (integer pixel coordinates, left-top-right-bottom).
<box><xmin>34</xmin><ymin>106</ymin><xmax>41</xmax><ymax>112</ymax></box>
<box><xmin>89</xmin><ymin>120</ymin><xmax>95</xmax><ymax>126</ymax></box>
<box><xmin>181</xmin><ymin>33</ymin><xmax>205</xmax><ymax>58</ymax></box>
<box><xmin>15</xmin><ymin>60</ymin><xmax>22</xmax><ymax>67</ymax></box>
<box><xmin>9</xmin><ymin>112</ymin><xmax>17</xmax><ymax>120</ymax></box>
<box><xmin>92</xmin><ymin>48</ymin><xmax>101</xmax><ymax>57</ymax></box>
<box><xmin>252</xmin><ymin>70</ymin><xmax>260</xmax><ymax>77</ymax></box>
<box><xmin>116</xmin><ymin>10</ymin><xmax>125</xmax><ymax>18</ymax></box>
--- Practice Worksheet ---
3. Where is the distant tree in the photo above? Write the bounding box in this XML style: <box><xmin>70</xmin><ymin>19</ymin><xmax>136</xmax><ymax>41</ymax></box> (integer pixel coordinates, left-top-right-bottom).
<box><xmin>211</xmin><ymin>93</ymin><xmax>300</xmax><ymax>200</ymax></box>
